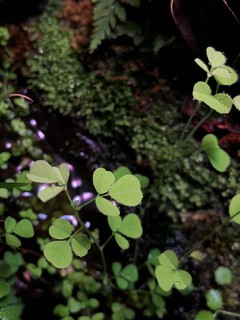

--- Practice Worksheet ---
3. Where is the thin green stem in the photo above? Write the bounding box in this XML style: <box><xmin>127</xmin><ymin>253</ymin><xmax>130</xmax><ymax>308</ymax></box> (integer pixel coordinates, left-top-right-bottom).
<box><xmin>185</xmin><ymin>108</ymin><xmax>213</xmax><ymax>142</ymax></box>
<box><xmin>180</xmin><ymin>75</ymin><xmax>210</xmax><ymax>142</ymax></box>
<box><xmin>214</xmin><ymin>310</ymin><xmax>240</xmax><ymax>319</ymax></box>
<box><xmin>180</xmin><ymin>102</ymin><xmax>201</xmax><ymax>142</ymax></box>
<box><xmin>64</xmin><ymin>189</ymin><xmax>110</xmax><ymax>289</ymax></box>
<box><xmin>133</xmin><ymin>207</ymin><xmax>144</xmax><ymax>264</ymax></box>
<box><xmin>101</xmin><ymin>233</ymin><xmax>114</xmax><ymax>250</ymax></box>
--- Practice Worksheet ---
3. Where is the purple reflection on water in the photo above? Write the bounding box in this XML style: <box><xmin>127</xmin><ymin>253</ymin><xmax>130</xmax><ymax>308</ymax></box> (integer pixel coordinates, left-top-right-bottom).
<box><xmin>82</xmin><ymin>192</ymin><xmax>94</xmax><ymax>201</ymax></box>
<box><xmin>38</xmin><ymin>213</ymin><xmax>47</xmax><ymax>220</ymax></box>
<box><xmin>38</xmin><ymin>184</ymin><xmax>48</xmax><ymax>192</ymax></box>
<box><xmin>29</xmin><ymin>119</ymin><xmax>37</xmax><ymax>126</ymax></box>
<box><xmin>71</xmin><ymin>178</ymin><xmax>82</xmax><ymax>188</ymax></box>
<box><xmin>85</xmin><ymin>221</ymin><xmax>91</xmax><ymax>228</ymax></box>
<box><xmin>5</xmin><ymin>142</ymin><xmax>12</xmax><ymax>149</ymax></box>
<box><xmin>61</xmin><ymin>215</ymin><xmax>78</xmax><ymax>226</ymax></box>
<box><xmin>73</xmin><ymin>195</ymin><xmax>81</xmax><ymax>204</ymax></box>
<box><xmin>37</xmin><ymin>130</ymin><xmax>45</xmax><ymax>140</ymax></box>
<box><xmin>67</xmin><ymin>163</ymin><xmax>73</xmax><ymax>171</ymax></box>
<box><xmin>21</xmin><ymin>192</ymin><xmax>32</xmax><ymax>197</ymax></box>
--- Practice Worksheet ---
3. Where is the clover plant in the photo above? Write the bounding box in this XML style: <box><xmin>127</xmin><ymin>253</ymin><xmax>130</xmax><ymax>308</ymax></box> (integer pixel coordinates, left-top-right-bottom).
<box><xmin>1</xmin><ymin>46</ymin><xmax>240</xmax><ymax>319</ymax></box>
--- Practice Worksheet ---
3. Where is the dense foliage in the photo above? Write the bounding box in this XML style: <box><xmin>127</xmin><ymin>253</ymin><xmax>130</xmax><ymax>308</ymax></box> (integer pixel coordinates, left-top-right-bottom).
<box><xmin>0</xmin><ymin>1</ymin><xmax>240</xmax><ymax>319</ymax></box>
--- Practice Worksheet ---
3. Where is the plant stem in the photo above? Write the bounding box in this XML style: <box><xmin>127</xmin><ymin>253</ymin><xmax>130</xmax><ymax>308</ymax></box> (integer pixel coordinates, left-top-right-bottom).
<box><xmin>133</xmin><ymin>207</ymin><xmax>144</xmax><ymax>264</ymax></box>
<box><xmin>180</xmin><ymin>75</ymin><xmax>210</xmax><ymax>142</ymax></box>
<box><xmin>185</xmin><ymin>108</ymin><xmax>213</xmax><ymax>142</ymax></box>
<box><xmin>214</xmin><ymin>310</ymin><xmax>240</xmax><ymax>319</ymax></box>
<box><xmin>180</xmin><ymin>102</ymin><xmax>201</xmax><ymax>142</ymax></box>
<box><xmin>101</xmin><ymin>233</ymin><xmax>114</xmax><ymax>250</ymax></box>
<box><xmin>64</xmin><ymin>189</ymin><xmax>110</xmax><ymax>290</ymax></box>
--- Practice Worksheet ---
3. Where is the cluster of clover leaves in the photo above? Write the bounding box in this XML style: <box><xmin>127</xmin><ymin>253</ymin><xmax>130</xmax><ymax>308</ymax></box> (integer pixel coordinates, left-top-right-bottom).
<box><xmin>2</xmin><ymin>46</ymin><xmax>240</xmax><ymax>319</ymax></box>
<box><xmin>25</xmin><ymin>159</ymin><xmax>193</xmax><ymax>292</ymax></box>
<box><xmin>191</xmin><ymin>47</ymin><xmax>240</xmax><ymax>172</ymax></box>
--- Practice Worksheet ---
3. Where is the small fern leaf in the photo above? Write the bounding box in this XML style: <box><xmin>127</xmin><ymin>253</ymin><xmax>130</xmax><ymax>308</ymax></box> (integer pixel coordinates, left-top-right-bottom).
<box><xmin>126</xmin><ymin>0</ymin><xmax>141</xmax><ymax>7</ymax></box>
<box><xmin>114</xmin><ymin>2</ymin><xmax>127</xmax><ymax>22</ymax></box>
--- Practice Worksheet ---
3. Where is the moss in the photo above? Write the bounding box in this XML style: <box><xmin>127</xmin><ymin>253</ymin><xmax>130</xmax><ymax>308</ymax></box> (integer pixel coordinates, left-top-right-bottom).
<box><xmin>27</xmin><ymin>14</ymin><xmax>134</xmax><ymax>116</ymax></box>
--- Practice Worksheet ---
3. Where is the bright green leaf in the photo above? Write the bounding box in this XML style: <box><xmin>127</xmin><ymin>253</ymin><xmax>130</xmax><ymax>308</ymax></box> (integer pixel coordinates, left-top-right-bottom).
<box><xmin>4</xmin><ymin>217</ymin><xmax>17</xmax><ymax>233</ymax></box>
<box><xmin>214</xmin><ymin>266</ymin><xmax>232</xmax><ymax>285</ymax></box>
<box><xmin>5</xmin><ymin>234</ymin><xmax>21</xmax><ymax>247</ymax></box>
<box><xmin>212</xmin><ymin>67</ymin><xmax>231</xmax><ymax>78</ymax></box>
<box><xmin>214</xmin><ymin>93</ymin><xmax>232</xmax><ymax>113</ymax></box>
<box><xmin>174</xmin><ymin>270</ymin><xmax>192</xmax><ymax>290</ymax></box>
<box><xmin>38</xmin><ymin>185</ymin><xmax>64</xmax><ymax>202</ymax></box>
<box><xmin>155</xmin><ymin>265</ymin><xmax>175</xmax><ymax>291</ymax></box>
<box><xmin>122</xmin><ymin>264</ymin><xmax>138</xmax><ymax>282</ymax></box>
<box><xmin>109</xmin><ymin>175</ymin><xmax>143</xmax><ymax>206</ymax></box>
<box><xmin>95</xmin><ymin>195</ymin><xmax>120</xmax><ymax>216</ymax></box>
<box><xmin>158</xmin><ymin>250</ymin><xmax>179</xmax><ymax>269</ymax></box>
<box><xmin>49</xmin><ymin>218</ymin><xmax>73</xmax><ymax>240</ymax></box>
<box><xmin>44</xmin><ymin>240</ymin><xmax>72</xmax><ymax>268</ymax></box>
<box><xmin>206</xmin><ymin>47</ymin><xmax>226</xmax><ymax>68</ymax></box>
<box><xmin>93</xmin><ymin>168</ymin><xmax>115</xmax><ymax>194</ymax></box>
<box><xmin>194</xmin><ymin>58</ymin><xmax>209</xmax><ymax>73</ymax></box>
<box><xmin>233</xmin><ymin>95</ymin><xmax>240</xmax><ymax>111</ymax></box>
<box><xmin>201</xmin><ymin>134</ymin><xmax>230</xmax><ymax>172</ymax></box>
<box><xmin>204</xmin><ymin>95</ymin><xmax>232</xmax><ymax>113</ymax></box>
<box><xmin>194</xmin><ymin>310</ymin><xmax>214</xmax><ymax>320</ymax></box>
<box><xmin>115</xmin><ymin>233</ymin><xmax>129</xmax><ymax>249</ymax></box>
<box><xmin>213</xmin><ymin>66</ymin><xmax>238</xmax><ymax>85</ymax></box>
<box><xmin>206</xmin><ymin>289</ymin><xmax>223</xmax><ymax>311</ymax></box>
<box><xmin>13</xmin><ymin>219</ymin><xmax>34</xmax><ymax>238</ymax></box>
<box><xmin>59</xmin><ymin>163</ymin><xmax>70</xmax><ymax>184</ymax></box>
<box><xmin>119</xmin><ymin>213</ymin><xmax>142</xmax><ymax>238</ymax></box>
<box><xmin>192</xmin><ymin>81</ymin><xmax>211</xmax><ymax>101</ymax></box>
<box><xmin>193</xmin><ymin>82</ymin><xmax>232</xmax><ymax>113</ymax></box>
<box><xmin>27</xmin><ymin>160</ymin><xmax>59</xmax><ymax>183</ymax></box>
<box><xmin>70</xmin><ymin>234</ymin><xmax>91</xmax><ymax>257</ymax></box>
<box><xmin>108</xmin><ymin>215</ymin><xmax>122</xmax><ymax>232</ymax></box>
<box><xmin>229</xmin><ymin>193</ymin><xmax>240</xmax><ymax>224</ymax></box>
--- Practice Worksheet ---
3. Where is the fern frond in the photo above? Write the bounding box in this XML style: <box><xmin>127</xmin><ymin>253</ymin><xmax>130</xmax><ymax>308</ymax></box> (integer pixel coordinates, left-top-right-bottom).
<box><xmin>125</xmin><ymin>0</ymin><xmax>141</xmax><ymax>7</ymax></box>
<box><xmin>90</xmin><ymin>0</ymin><xmax>127</xmax><ymax>53</ymax></box>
